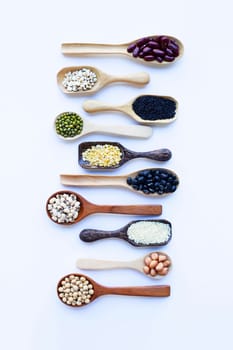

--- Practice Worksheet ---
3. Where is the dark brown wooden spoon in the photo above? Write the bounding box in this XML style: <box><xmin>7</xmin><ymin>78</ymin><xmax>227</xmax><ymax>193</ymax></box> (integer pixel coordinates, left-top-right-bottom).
<box><xmin>79</xmin><ymin>219</ymin><xmax>172</xmax><ymax>247</ymax></box>
<box><xmin>78</xmin><ymin>141</ymin><xmax>172</xmax><ymax>170</ymax></box>
<box><xmin>57</xmin><ymin>273</ymin><xmax>170</xmax><ymax>308</ymax></box>
<box><xmin>46</xmin><ymin>191</ymin><xmax>162</xmax><ymax>225</ymax></box>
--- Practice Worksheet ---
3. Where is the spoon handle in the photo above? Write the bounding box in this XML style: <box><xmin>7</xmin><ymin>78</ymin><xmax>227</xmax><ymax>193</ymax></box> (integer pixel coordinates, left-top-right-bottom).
<box><xmin>86</xmin><ymin>122</ymin><xmax>152</xmax><ymax>138</ymax></box>
<box><xmin>101</xmin><ymin>285</ymin><xmax>170</xmax><ymax>297</ymax></box>
<box><xmin>61</xmin><ymin>43</ymin><xmax>127</xmax><ymax>55</ymax></box>
<box><xmin>76</xmin><ymin>258</ymin><xmax>128</xmax><ymax>270</ymax></box>
<box><xmin>80</xmin><ymin>229</ymin><xmax>122</xmax><ymax>242</ymax></box>
<box><xmin>107</xmin><ymin>72</ymin><xmax>149</xmax><ymax>85</ymax></box>
<box><xmin>83</xmin><ymin>100</ymin><xmax>122</xmax><ymax>113</ymax></box>
<box><xmin>125</xmin><ymin>148</ymin><xmax>172</xmax><ymax>162</ymax></box>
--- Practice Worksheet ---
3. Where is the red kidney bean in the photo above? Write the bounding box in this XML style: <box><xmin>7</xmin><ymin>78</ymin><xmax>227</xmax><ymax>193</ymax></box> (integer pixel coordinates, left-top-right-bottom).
<box><xmin>126</xmin><ymin>35</ymin><xmax>180</xmax><ymax>63</ymax></box>
<box><xmin>152</xmin><ymin>49</ymin><xmax>165</xmax><ymax>57</ymax></box>
<box><xmin>165</xmin><ymin>48</ymin><xmax>174</xmax><ymax>56</ymax></box>
<box><xmin>148</xmin><ymin>41</ymin><xmax>160</xmax><ymax>49</ymax></box>
<box><xmin>132</xmin><ymin>46</ymin><xmax>140</xmax><ymax>57</ymax></box>
<box><xmin>155</xmin><ymin>56</ymin><xmax>163</xmax><ymax>63</ymax></box>
<box><xmin>143</xmin><ymin>55</ymin><xmax>156</xmax><ymax>61</ymax></box>
<box><xmin>136</xmin><ymin>37</ymin><xmax>150</xmax><ymax>47</ymax></box>
<box><xmin>142</xmin><ymin>46</ymin><xmax>153</xmax><ymax>55</ymax></box>
<box><xmin>159</xmin><ymin>36</ymin><xmax>170</xmax><ymax>49</ymax></box>
<box><xmin>127</xmin><ymin>43</ymin><xmax>136</xmax><ymax>53</ymax></box>
<box><xmin>164</xmin><ymin>55</ymin><xmax>175</xmax><ymax>62</ymax></box>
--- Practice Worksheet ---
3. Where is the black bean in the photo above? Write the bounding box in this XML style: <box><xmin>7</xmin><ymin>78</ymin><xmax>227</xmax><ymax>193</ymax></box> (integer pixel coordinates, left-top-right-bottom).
<box><xmin>127</xmin><ymin>177</ymin><xmax>132</xmax><ymax>185</ymax></box>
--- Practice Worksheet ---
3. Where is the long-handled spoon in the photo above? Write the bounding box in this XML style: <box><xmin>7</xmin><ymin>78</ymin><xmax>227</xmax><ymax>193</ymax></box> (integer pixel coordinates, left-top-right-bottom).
<box><xmin>54</xmin><ymin>112</ymin><xmax>152</xmax><ymax>140</ymax></box>
<box><xmin>79</xmin><ymin>141</ymin><xmax>172</xmax><ymax>169</ymax></box>
<box><xmin>79</xmin><ymin>219</ymin><xmax>172</xmax><ymax>247</ymax></box>
<box><xmin>46</xmin><ymin>191</ymin><xmax>162</xmax><ymax>225</ymax></box>
<box><xmin>57</xmin><ymin>66</ymin><xmax>149</xmax><ymax>95</ymax></box>
<box><xmin>57</xmin><ymin>273</ymin><xmax>170</xmax><ymax>307</ymax></box>
<box><xmin>83</xmin><ymin>95</ymin><xmax>178</xmax><ymax>125</ymax></box>
<box><xmin>60</xmin><ymin>168</ymin><xmax>179</xmax><ymax>196</ymax></box>
<box><xmin>76</xmin><ymin>251</ymin><xmax>172</xmax><ymax>279</ymax></box>
<box><xmin>61</xmin><ymin>34</ymin><xmax>183</xmax><ymax>66</ymax></box>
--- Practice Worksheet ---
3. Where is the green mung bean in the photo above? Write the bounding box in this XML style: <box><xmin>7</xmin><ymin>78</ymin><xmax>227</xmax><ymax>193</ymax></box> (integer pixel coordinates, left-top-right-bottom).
<box><xmin>55</xmin><ymin>112</ymin><xmax>83</xmax><ymax>138</ymax></box>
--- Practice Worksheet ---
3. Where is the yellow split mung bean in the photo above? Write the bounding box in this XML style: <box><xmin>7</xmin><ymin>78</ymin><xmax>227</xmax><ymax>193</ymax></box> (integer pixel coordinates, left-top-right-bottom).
<box><xmin>82</xmin><ymin>144</ymin><xmax>122</xmax><ymax>167</ymax></box>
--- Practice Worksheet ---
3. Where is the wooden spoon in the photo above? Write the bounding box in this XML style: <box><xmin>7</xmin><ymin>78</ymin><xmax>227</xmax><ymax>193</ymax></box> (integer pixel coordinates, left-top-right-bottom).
<box><xmin>57</xmin><ymin>273</ymin><xmax>170</xmax><ymax>307</ymax></box>
<box><xmin>60</xmin><ymin>168</ymin><xmax>179</xmax><ymax>197</ymax></box>
<box><xmin>46</xmin><ymin>191</ymin><xmax>162</xmax><ymax>225</ymax></box>
<box><xmin>54</xmin><ymin>112</ymin><xmax>152</xmax><ymax>140</ymax></box>
<box><xmin>57</xmin><ymin>66</ymin><xmax>149</xmax><ymax>95</ymax></box>
<box><xmin>61</xmin><ymin>34</ymin><xmax>183</xmax><ymax>66</ymax></box>
<box><xmin>83</xmin><ymin>95</ymin><xmax>178</xmax><ymax>125</ymax></box>
<box><xmin>76</xmin><ymin>251</ymin><xmax>172</xmax><ymax>279</ymax></box>
<box><xmin>79</xmin><ymin>219</ymin><xmax>172</xmax><ymax>247</ymax></box>
<box><xmin>78</xmin><ymin>141</ymin><xmax>172</xmax><ymax>169</ymax></box>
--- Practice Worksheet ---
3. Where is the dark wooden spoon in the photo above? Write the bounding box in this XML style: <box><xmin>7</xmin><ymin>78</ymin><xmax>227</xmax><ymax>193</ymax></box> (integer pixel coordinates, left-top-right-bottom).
<box><xmin>78</xmin><ymin>141</ymin><xmax>172</xmax><ymax>170</ymax></box>
<box><xmin>79</xmin><ymin>219</ymin><xmax>172</xmax><ymax>247</ymax></box>
<box><xmin>46</xmin><ymin>191</ymin><xmax>162</xmax><ymax>225</ymax></box>
<box><xmin>57</xmin><ymin>273</ymin><xmax>170</xmax><ymax>308</ymax></box>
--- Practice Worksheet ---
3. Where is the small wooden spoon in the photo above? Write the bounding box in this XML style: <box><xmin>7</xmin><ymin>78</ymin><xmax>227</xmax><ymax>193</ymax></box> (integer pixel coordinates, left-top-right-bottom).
<box><xmin>57</xmin><ymin>66</ymin><xmax>149</xmax><ymax>95</ymax></box>
<box><xmin>57</xmin><ymin>273</ymin><xmax>170</xmax><ymax>308</ymax></box>
<box><xmin>60</xmin><ymin>168</ymin><xmax>179</xmax><ymax>197</ymax></box>
<box><xmin>54</xmin><ymin>112</ymin><xmax>152</xmax><ymax>140</ymax></box>
<box><xmin>79</xmin><ymin>219</ymin><xmax>172</xmax><ymax>247</ymax></box>
<box><xmin>61</xmin><ymin>35</ymin><xmax>183</xmax><ymax>66</ymax></box>
<box><xmin>79</xmin><ymin>141</ymin><xmax>172</xmax><ymax>169</ymax></box>
<box><xmin>83</xmin><ymin>95</ymin><xmax>178</xmax><ymax>125</ymax></box>
<box><xmin>46</xmin><ymin>191</ymin><xmax>162</xmax><ymax>225</ymax></box>
<box><xmin>76</xmin><ymin>251</ymin><xmax>172</xmax><ymax>279</ymax></box>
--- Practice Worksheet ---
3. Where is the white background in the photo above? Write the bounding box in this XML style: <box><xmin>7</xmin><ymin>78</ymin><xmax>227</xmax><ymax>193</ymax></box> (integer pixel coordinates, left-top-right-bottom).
<box><xmin>0</xmin><ymin>0</ymin><xmax>233</xmax><ymax>349</ymax></box>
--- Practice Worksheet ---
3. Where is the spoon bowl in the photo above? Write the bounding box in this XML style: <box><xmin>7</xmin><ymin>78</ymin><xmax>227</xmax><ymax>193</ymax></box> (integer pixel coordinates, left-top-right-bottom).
<box><xmin>54</xmin><ymin>112</ymin><xmax>152</xmax><ymax>140</ymax></box>
<box><xmin>57</xmin><ymin>273</ymin><xmax>170</xmax><ymax>307</ymax></box>
<box><xmin>76</xmin><ymin>251</ymin><xmax>172</xmax><ymax>279</ymax></box>
<box><xmin>46</xmin><ymin>190</ymin><xmax>162</xmax><ymax>225</ymax></box>
<box><xmin>79</xmin><ymin>219</ymin><xmax>172</xmax><ymax>247</ymax></box>
<box><xmin>57</xmin><ymin>66</ymin><xmax>150</xmax><ymax>95</ymax></box>
<box><xmin>60</xmin><ymin>167</ymin><xmax>179</xmax><ymax>197</ymax></box>
<box><xmin>83</xmin><ymin>94</ymin><xmax>178</xmax><ymax>125</ymax></box>
<box><xmin>78</xmin><ymin>141</ymin><xmax>172</xmax><ymax>170</ymax></box>
<box><xmin>61</xmin><ymin>35</ymin><xmax>184</xmax><ymax>66</ymax></box>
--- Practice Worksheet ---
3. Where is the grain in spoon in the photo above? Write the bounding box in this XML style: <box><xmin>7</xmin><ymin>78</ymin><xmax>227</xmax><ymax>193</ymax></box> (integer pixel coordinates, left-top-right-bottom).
<box><xmin>60</xmin><ymin>167</ymin><xmax>179</xmax><ymax>196</ymax></box>
<box><xmin>57</xmin><ymin>273</ymin><xmax>170</xmax><ymax>307</ymax></box>
<box><xmin>54</xmin><ymin>112</ymin><xmax>152</xmax><ymax>140</ymax></box>
<box><xmin>79</xmin><ymin>141</ymin><xmax>172</xmax><ymax>170</ymax></box>
<box><xmin>57</xmin><ymin>66</ymin><xmax>150</xmax><ymax>95</ymax></box>
<box><xmin>76</xmin><ymin>251</ymin><xmax>172</xmax><ymax>279</ymax></box>
<box><xmin>79</xmin><ymin>219</ymin><xmax>172</xmax><ymax>247</ymax></box>
<box><xmin>61</xmin><ymin>34</ymin><xmax>183</xmax><ymax>66</ymax></box>
<box><xmin>83</xmin><ymin>94</ymin><xmax>178</xmax><ymax>125</ymax></box>
<box><xmin>46</xmin><ymin>191</ymin><xmax>162</xmax><ymax>225</ymax></box>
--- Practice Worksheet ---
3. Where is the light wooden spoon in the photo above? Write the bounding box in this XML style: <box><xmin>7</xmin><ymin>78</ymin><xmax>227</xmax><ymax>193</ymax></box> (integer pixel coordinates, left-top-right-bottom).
<box><xmin>60</xmin><ymin>168</ymin><xmax>179</xmax><ymax>197</ymax></box>
<box><xmin>46</xmin><ymin>191</ymin><xmax>162</xmax><ymax>225</ymax></box>
<box><xmin>79</xmin><ymin>219</ymin><xmax>172</xmax><ymax>247</ymax></box>
<box><xmin>61</xmin><ymin>34</ymin><xmax>183</xmax><ymax>66</ymax></box>
<box><xmin>57</xmin><ymin>66</ymin><xmax>149</xmax><ymax>95</ymax></box>
<box><xmin>79</xmin><ymin>141</ymin><xmax>172</xmax><ymax>170</ymax></box>
<box><xmin>57</xmin><ymin>273</ymin><xmax>170</xmax><ymax>307</ymax></box>
<box><xmin>83</xmin><ymin>95</ymin><xmax>178</xmax><ymax>125</ymax></box>
<box><xmin>54</xmin><ymin>112</ymin><xmax>152</xmax><ymax>140</ymax></box>
<box><xmin>76</xmin><ymin>251</ymin><xmax>172</xmax><ymax>279</ymax></box>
